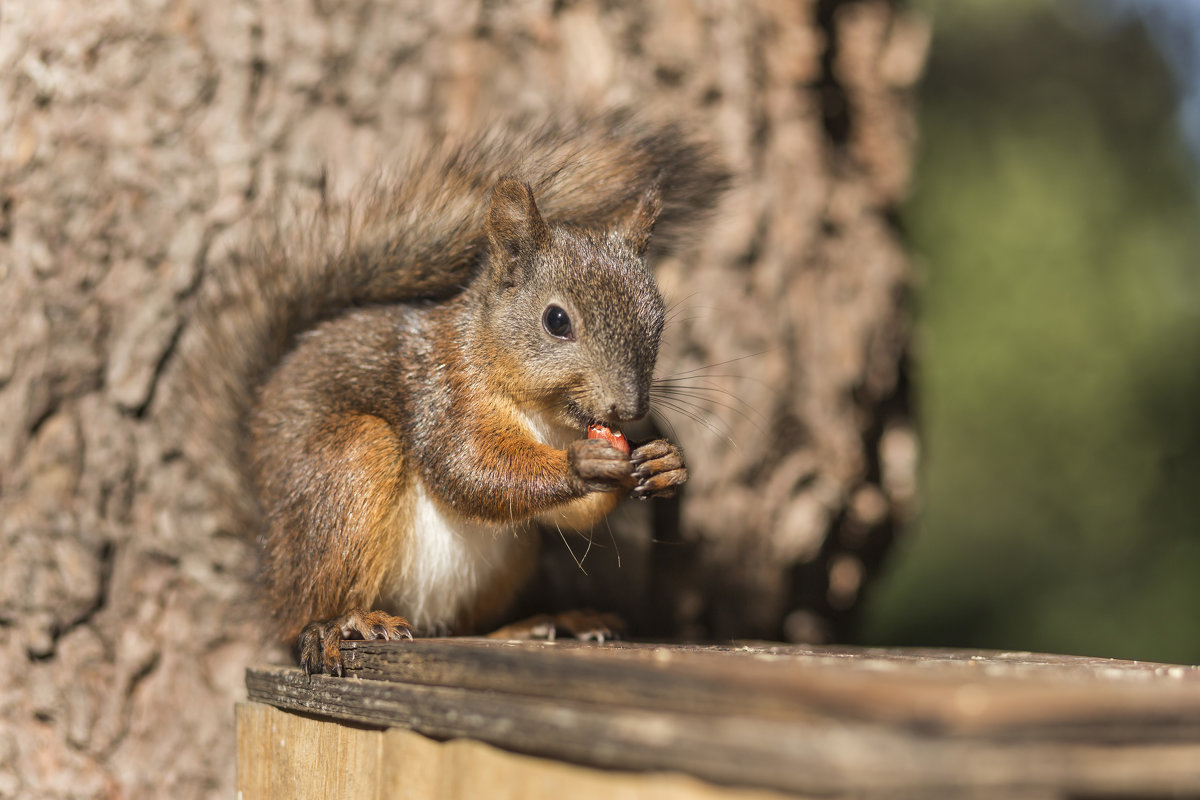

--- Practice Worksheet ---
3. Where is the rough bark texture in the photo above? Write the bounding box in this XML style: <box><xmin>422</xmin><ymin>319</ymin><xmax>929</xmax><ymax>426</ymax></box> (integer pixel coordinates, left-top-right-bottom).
<box><xmin>0</xmin><ymin>1</ymin><xmax>926</xmax><ymax>797</ymax></box>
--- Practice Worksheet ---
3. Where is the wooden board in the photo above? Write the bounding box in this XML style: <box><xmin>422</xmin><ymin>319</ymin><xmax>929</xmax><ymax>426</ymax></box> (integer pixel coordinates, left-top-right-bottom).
<box><xmin>244</xmin><ymin>640</ymin><xmax>1200</xmax><ymax>797</ymax></box>
<box><xmin>236</xmin><ymin>701</ymin><xmax>796</xmax><ymax>800</ymax></box>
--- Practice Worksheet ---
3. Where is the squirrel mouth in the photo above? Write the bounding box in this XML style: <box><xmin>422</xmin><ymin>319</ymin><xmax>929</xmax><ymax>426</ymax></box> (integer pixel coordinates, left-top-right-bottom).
<box><xmin>563</xmin><ymin>400</ymin><xmax>597</xmax><ymax>431</ymax></box>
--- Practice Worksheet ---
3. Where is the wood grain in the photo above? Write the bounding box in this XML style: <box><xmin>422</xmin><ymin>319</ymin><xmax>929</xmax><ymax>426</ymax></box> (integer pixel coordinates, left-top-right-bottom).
<box><xmin>236</xmin><ymin>701</ymin><xmax>796</xmax><ymax>800</ymax></box>
<box><xmin>244</xmin><ymin>640</ymin><xmax>1200</xmax><ymax>797</ymax></box>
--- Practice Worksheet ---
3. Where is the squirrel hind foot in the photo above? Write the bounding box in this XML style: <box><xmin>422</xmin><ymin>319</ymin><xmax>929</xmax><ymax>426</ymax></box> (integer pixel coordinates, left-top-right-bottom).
<box><xmin>486</xmin><ymin>610</ymin><xmax>626</xmax><ymax>643</ymax></box>
<box><xmin>297</xmin><ymin>609</ymin><xmax>414</xmax><ymax>676</ymax></box>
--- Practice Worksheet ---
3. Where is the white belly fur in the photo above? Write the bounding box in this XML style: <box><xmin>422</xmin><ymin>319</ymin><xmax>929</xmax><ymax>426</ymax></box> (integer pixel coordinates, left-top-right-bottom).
<box><xmin>377</xmin><ymin>409</ymin><xmax>588</xmax><ymax>632</ymax></box>
<box><xmin>378</xmin><ymin>481</ymin><xmax>525</xmax><ymax>633</ymax></box>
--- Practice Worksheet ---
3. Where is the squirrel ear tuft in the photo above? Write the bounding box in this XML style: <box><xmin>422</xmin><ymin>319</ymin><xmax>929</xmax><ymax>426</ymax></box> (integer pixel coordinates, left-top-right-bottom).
<box><xmin>486</xmin><ymin>179</ymin><xmax>549</xmax><ymax>275</ymax></box>
<box><xmin>623</xmin><ymin>183</ymin><xmax>663</xmax><ymax>257</ymax></box>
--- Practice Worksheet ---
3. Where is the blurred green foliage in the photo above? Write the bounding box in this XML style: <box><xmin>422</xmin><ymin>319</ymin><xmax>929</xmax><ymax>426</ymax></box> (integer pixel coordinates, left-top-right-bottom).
<box><xmin>861</xmin><ymin>0</ymin><xmax>1200</xmax><ymax>662</ymax></box>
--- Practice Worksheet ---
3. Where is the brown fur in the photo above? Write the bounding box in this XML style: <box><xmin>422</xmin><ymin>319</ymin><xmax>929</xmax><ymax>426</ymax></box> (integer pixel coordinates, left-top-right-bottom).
<box><xmin>180</xmin><ymin>112</ymin><xmax>726</xmax><ymax>660</ymax></box>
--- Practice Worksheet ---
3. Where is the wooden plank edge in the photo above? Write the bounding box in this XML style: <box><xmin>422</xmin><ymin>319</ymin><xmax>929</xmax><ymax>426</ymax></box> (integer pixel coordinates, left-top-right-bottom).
<box><xmin>245</xmin><ymin>665</ymin><xmax>1200</xmax><ymax>798</ymax></box>
<box><xmin>337</xmin><ymin>639</ymin><xmax>1200</xmax><ymax>740</ymax></box>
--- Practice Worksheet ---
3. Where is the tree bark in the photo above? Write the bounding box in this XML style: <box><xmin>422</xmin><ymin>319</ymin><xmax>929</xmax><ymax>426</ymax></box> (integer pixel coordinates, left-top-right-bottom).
<box><xmin>0</xmin><ymin>1</ymin><xmax>926</xmax><ymax>796</ymax></box>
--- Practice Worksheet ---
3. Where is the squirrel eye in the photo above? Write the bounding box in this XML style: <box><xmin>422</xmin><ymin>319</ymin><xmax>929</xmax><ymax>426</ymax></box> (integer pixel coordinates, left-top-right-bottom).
<box><xmin>542</xmin><ymin>304</ymin><xmax>573</xmax><ymax>339</ymax></box>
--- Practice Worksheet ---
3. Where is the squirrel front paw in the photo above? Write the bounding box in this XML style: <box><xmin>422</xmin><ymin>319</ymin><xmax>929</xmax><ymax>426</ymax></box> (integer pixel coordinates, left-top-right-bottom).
<box><xmin>567</xmin><ymin>438</ymin><xmax>635</xmax><ymax>493</ymax></box>
<box><xmin>630</xmin><ymin>439</ymin><xmax>688</xmax><ymax>499</ymax></box>
<box><xmin>297</xmin><ymin>609</ymin><xmax>413</xmax><ymax>677</ymax></box>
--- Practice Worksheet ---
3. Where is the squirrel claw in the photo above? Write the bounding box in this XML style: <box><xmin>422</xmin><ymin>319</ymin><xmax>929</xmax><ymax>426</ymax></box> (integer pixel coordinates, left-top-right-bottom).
<box><xmin>487</xmin><ymin>610</ymin><xmax>626</xmax><ymax>642</ymax></box>
<box><xmin>549</xmin><ymin>609</ymin><xmax>626</xmax><ymax>642</ymax></box>
<box><xmin>629</xmin><ymin>438</ymin><xmax>673</xmax><ymax>466</ymax></box>
<box><xmin>298</xmin><ymin>609</ymin><xmax>414</xmax><ymax>676</ymax></box>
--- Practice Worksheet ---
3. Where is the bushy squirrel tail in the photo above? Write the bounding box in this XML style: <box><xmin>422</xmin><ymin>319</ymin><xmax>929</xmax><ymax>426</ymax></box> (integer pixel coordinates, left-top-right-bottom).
<box><xmin>177</xmin><ymin>109</ymin><xmax>727</xmax><ymax>526</ymax></box>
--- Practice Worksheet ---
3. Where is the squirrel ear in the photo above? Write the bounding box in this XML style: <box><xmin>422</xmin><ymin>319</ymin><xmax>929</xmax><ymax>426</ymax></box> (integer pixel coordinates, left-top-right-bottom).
<box><xmin>486</xmin><ymin>179</ymin><xmax>550</xmax><ymax>274</ymax></box>
<box><xmin>623</xmin><ymin>183</ymin><xmax>663</xmax><ymax>257</ymax></box>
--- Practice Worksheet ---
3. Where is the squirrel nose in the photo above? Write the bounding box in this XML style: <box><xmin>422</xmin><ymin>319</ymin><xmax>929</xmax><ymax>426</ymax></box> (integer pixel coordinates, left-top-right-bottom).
<box><xmin>605</xmin><ymin>389</ymin><xmax>649</xmax><ymax>423</ymax></box>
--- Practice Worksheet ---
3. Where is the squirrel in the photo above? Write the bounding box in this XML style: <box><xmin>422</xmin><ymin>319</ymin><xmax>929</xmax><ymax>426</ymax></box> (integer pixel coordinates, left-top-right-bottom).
<box><xmin>184</xmin><ymin>111</ymin><xmax>726</xmax><ymax>675</ymax></box>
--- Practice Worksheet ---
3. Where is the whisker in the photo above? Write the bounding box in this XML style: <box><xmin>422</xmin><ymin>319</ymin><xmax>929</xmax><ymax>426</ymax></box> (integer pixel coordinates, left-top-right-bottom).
<box><xmin>651</xmin><ymin>397</ymin><xmax>740</xmax><ymax>450</ymax></box>
<box><xmin>656</xmin><ymin>377</ymin><xmax>759</xmax><ymax>418</ymax></box>
<box><xmin>663</xmin><ymin>292</ymin><xmax>699</xmax><ymax>325</ymax></box>
<box><xmin>555</xmin><ymin>522</ymin><xmax>589</xmax><ymax>576</ymax></box>
<box><xmin>602</xmin><ymin>514</ymin><xmax>621</xmax><ymax>570</ymax></box>
<box><xmin>651</xmin><ymin>399</ymin><xmax>716</xmax><ymax>433</ymax></box>
<box><xmin>654</xmin><ymin>372</ymin><xmax>772</xmax><ymax>387</ymax></box>
<box><xmin>580</xmin><ymin>525</ymin><xmax>594</xmax><ymax>565</ymax></box>
<box><xmin>653</xmin><ymin>375</ymin><xmax>765</xmax><ymax>409</ymax></box>
<box><xmin>651</xmin><ymin>386</ymin><xmax>764</xmax><ymax>431</ymax></box>
<box><xmin>663</xmin><ymin>293</ymin><xmax>729</xmax><ymax>323</ymax></box>
<box><xmin>658</xmin><ymin>351</ymin><xmax>766</xmax><ymax>380</ymax></box>
<box><xmin>651</xmin><ymin>408</ymin><xmax>682</xmax><ymax>443</ymax></box>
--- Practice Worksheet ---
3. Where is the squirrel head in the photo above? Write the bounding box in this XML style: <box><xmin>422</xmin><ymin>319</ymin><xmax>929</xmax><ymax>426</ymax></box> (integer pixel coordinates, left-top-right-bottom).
<box><xmin>477</xmin><ymin>178</ymin><xmax>665</xmax><ymax>431</ymax></box>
